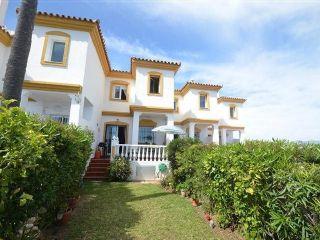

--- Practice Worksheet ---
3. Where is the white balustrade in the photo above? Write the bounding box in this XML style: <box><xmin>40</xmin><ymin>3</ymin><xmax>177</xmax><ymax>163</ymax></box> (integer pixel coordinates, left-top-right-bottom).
<box><xmin>113</xmin><ymin>144</ymin><xmax>167</xmax><ymax>162</ymax></box>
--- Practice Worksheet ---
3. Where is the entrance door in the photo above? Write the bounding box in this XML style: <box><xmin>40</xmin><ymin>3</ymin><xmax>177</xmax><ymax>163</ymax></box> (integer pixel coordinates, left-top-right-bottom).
<box><xmin>105</xmin><ymin>125</ymin><xmax>126</xmax><ymax>155</ymax></box>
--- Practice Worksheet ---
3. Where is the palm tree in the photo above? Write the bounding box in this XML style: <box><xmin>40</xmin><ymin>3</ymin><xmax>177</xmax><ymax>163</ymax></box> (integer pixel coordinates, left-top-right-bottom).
<box><xmin>3</xmin><ymin>0</ymin><xmax>38</xmax><ymax>107</ymax></box>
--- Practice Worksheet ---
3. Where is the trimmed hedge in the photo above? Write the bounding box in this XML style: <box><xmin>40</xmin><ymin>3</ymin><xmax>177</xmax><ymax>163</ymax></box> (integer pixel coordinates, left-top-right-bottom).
<box><xmin>166</xmin><ymin>138</ymin><xmax>320</xmax><ymax>239</ymax></box>
<box><xmin>0</xmin><ymin>100</ymin><xmax>93</xmax><ymax>239</ymax></box>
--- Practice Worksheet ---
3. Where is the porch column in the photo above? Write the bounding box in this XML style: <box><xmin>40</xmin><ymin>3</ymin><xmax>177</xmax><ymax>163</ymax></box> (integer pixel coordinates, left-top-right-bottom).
<box><xmin>212</xmin><ymin>124</ymin><xmax>219</xmax><ymax>145</ymax></box>
<box><xmin>240</xmin><ymin>129</ymin><xmax>245</xmax><ymax>143</ymax></box>
<box><xmin>20</xmin><ymin>90</ymin><xmax>30</xmax><ymax>110</ymax></box>
<box><xmin>68</xmin><ymin>94</ymin><xmax>81</xmax><ymax>125</ymax></box>
<box><xmin>221</xmin><ymin>128</ymin><xmax>227</xmax><ymax>145</ymax></box>
<box><xmin>131</xmin><ymin>111</ymin><xmax>141</xmax><ymax>144</ymax></box>
<box><xmin>166</xmin><ymin>113</ymin><xmax>174</xmax><ymax>144</ymax></box>
<box><xmin>188</xmin><ymin>122</ymin><xmax>195</xmax><ymax>139</ymax></box>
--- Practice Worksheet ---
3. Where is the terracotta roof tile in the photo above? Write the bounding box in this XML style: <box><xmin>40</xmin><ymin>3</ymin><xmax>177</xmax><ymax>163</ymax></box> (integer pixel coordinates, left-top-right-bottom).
<box><xmin>131</xmin><ymin>57</ymin><xmax>181</xmax><ymax>66</ymax></box>
<box><xmin>37</xmin><ymin>11</ymin><xmax>97</xmax><ymax>23</ymax></box>
<box><xmin>217</xmin><ymin>96</ymin><xmax>246</xmax><ymax>103</ymax></box>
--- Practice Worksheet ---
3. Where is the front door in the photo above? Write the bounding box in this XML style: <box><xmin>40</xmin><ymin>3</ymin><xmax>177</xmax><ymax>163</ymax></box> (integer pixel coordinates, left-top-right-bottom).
<box><xmin>105</xmin><ymin>125</ymin><xmax>126</xmax><ymax>155</ymax></box>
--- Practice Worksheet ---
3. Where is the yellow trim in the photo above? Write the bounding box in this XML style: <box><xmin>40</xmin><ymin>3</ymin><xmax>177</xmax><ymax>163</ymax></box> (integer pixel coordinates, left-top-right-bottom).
<box><xmin>147</xmin><ymin>72</ymin><xmax>163</xmax><ymax>96</ymax></box>
<box><xmin>41</xmin><ymin>31</ymin><xmax>71</xmax><ymax>67</ymax></box>
<box><xmin>130</xmin><ymin>105</ymin><xmax>174</xmax><ymax>113</ymax></box>
<box><xmin>23</xmin><ymin>80</ymin><xmax>82</xmax><ymax>93</ymax></box>
<box><xmin>219</xmin><ymin>125</ymin><xmax>245</xmax><ymax>130</ymax></box>
<box><xmin>35</xmin><ymin>14</ymin><xmax>111</xmax><ymax>75</ymax></box>
<box><xmin>109</xmin><ymin>80</ymin><xmax>129</xmax><ymax>102</ymax></box>
<box><xmin>175</xmin><ymin>118</ymin><xmax>218</xmax><ymax>125</ymax></box>
<box><xmin>199</xmin><ymin>91</ymin><xmax>210</xmax><ymax>110</ymax></box>
<box><xmin>139</xmin><ymin>119</ymin><xmax>157</xmax><ymax>127</ymax></box>
<box><xmin>108</xmin><ymin>71</ymin><xmax>132</xmax><ymax>79</ymax></box>
<box><xmin>102</xmin><ymin>111</ymin><xmax>132</xmax><ymax>117</ymax></box>
<box><xmin>0</xmin><ymin>29</ymin><xmax>12</xmax><ymax>47</ymax></box>
<box><xmin>175</xmin><ymin>118</ymin><xmax>219</xmax><ymax>125</ymax></box>
<box><xmin>217</xmin><ymin>97</ymin><xmax>246</xmax><ymax>104</ymax></box>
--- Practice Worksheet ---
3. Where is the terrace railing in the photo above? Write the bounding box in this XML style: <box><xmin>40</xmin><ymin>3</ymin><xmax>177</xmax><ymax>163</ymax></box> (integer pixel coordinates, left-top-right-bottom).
<box><xmin>113</xmin><ymin>144</ymin><xmax>167</xmax><ymax>162</ymax></box>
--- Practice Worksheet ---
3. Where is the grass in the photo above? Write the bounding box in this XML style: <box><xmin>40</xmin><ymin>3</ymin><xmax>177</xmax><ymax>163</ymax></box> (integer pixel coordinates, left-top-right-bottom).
<box><xmin>63</xmin><ymin>182</ymin><xmax>217</xmax><ymax>240</ymax></box>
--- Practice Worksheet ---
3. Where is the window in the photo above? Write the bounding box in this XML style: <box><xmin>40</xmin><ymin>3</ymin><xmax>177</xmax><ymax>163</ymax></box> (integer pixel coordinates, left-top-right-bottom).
<box><xmin>230</xmin><ymin>106</ymin><xmax>237</xmax><ymax>119</ymax></box>
<box><xmin>148</xmin><ymin>72</ymin><xmax>162</xmax><ymax>95</ymax></box>
<box><xmin>139</xmin><ymin>127</ymin><xmax>154</xmax><ymax>144</ymax></box>
<box><xmin>174</xmin><ymin>98</ymin><xmax>179</xmax><ymax>112</ymax></box>
<box><xmin>49</xmin><ymin>115</ymin><xmax>69</xmax><ymax>124</ymax></box>
<box><xmin>199</xmin><ymin>93</ymin><xmax>209</xmax><ymax>109</ymax></box>
<box><xmin>109</xmin><ymin>81</ymin><xmax>129</xmax><ymax>101</ymax></box>
<box><xmin>51</xmin><ymin>41</ymin><xmax>65</xmax><ymax>62</ymax></box>
<box><xmin>113</xmin><ymin>85</ymin><xmax>127</xmax><ymax>100</ymax></box>
<box><xmin>41</xmin><ymin>31</ymin><xmax>70</xmax><ymax>67</ymax></box>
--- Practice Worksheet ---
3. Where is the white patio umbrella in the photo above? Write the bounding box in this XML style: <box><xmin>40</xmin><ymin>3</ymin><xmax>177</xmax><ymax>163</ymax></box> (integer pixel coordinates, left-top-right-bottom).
<box><xmin>152</xmin><ymin>125</ymin><xmax>186</xmax><ymax>135</ymax></box>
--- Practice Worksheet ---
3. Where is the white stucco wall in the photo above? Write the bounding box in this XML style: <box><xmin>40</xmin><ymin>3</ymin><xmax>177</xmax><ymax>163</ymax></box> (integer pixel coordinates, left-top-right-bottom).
<box><xmin>0</xmin><ymin>42</ymin><xmax>10</xmax><ymax>91</ymax></box>
<box><xmin>218</xmin><ymin>102</ymin><xmax>245</xmax><ymax>126</ymax></box>
<box><xmin>80</xmin><ymin>36</ymin><xmax>106</xmax><ymax>147</ymax></box>
<box><xmin>25</xmin><ymin>25</ymin><xmax>89</xmax><ymax>85</ymax></box>
<box><xmin>133</xmin><ymin>67</ymin><xmax>175</xmax><ymax>109</ymax></box>
<box><xmin>103</xmin><ymin>77</ymin><xmax>133</xmax><ymax>112</ymax></box>
<box><xmin>175</xmin><ymin>89</ymin><xmax>220</xmax><ymax>121</ymax></box>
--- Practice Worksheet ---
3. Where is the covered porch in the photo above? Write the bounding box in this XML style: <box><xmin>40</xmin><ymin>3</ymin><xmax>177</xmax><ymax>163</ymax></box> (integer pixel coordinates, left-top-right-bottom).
<box><xmin>20</xmin><ymin>81</ymin><xmax>84</xmax><ymax>125</ymax></box>
<box><xmin>110</xmin><ymin>109</ymin><xmax>175</xmax><ymax>181</ymax></box>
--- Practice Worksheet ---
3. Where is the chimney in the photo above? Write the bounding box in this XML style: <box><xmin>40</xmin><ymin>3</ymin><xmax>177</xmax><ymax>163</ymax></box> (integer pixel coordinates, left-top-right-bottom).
<box><xmin>0</xmin><ymin>0</ymin><xmax>8</xmax><ymax>26</ymax></box>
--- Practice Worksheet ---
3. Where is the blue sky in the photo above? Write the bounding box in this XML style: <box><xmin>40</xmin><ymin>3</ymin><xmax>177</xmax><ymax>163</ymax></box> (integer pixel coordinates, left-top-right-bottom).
<box><xmin>4</xmin><ymin>0</ymin><xmax>320</xmax><ymax>141</ymax></box>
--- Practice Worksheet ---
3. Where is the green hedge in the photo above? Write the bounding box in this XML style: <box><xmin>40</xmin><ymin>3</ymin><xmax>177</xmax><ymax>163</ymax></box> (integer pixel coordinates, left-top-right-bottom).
<box><xmin>0</xmin><ymin>100</ymin><xmax>93</xmax><ymax>239</ymax></box>
<box><xmin>166</xmin><ymin>138</ymin><xmax>320</xmax><ymax>239</ymax></box>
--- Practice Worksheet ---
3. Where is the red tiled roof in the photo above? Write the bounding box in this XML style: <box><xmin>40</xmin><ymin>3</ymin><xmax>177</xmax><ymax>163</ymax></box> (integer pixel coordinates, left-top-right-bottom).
<box><xmin>131</xmin><ymin>57</ymin><xmax>181</xmax><ymax>66</ymax></box>
<box><xmin>217</xmin><ymin>96</ymin><xmax>246</xmax><ymax>103</ymax></box>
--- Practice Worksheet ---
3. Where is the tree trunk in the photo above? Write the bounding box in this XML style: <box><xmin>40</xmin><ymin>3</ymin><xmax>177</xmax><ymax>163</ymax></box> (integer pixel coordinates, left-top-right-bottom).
<box><xmin>3</xmin><ymin>0</ymin><xmax>38</xmax><ymax>107</ymax></box>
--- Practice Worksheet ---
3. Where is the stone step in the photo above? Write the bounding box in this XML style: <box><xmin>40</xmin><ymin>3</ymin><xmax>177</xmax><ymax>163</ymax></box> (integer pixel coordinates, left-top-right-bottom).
<box><xmin>89</xmin><ymin>162</ymin><xmax>109</xmax><ymax>168</ymax></box>
<box><xmin>84</xmin><ymin>171</ymin><xmax>108</xmax><ymax>177</ymax></box>
<box><xmin>90</xmin><ymin>158</ymin><xmax>110</xmax><ymax>163</ymax></box>
<box><xmin>83</xmin><ymin>176</ymin><xmax>108</xmax><ymax>181</ymax></box>
<box><xmin>86</xmin><ymin>166</ymin><xmax>109</xmax><ymax>173</ymax></box>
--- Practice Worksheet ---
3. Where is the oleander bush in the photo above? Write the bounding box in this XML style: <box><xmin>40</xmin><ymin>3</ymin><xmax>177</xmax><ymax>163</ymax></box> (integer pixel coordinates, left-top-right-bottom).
<box><xmin>110</xmin><ymin>156</ymin><xmax>131</xmax><ymax>181</ymax></box>
<box><xmin>0</xmin><ymin>99</ymin><xmax>93</xmax><ymax>239</ymax></box>
<box><xmin>166</xmin><ymin>138</ymin><xmax>320</xmax><ymax>239</ymax></box>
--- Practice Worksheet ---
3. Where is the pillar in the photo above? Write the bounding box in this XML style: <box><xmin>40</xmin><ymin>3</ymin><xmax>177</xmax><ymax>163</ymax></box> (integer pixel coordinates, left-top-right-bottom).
<box><xmin>131</xmin><ymin>111</ymin><xmax>141</xmax><ymax>144</ymax></box>
<box><xmin>166</xmin><ymin>113</ymin><xmax>174</xmax><ymax>144</ymax></box>
<box><xmin>240</xmin><ymin>129</ymin><xmax>245</xmax><ymax>143</ymax></box>
<box><xmin>212</xmin><ymin>124</ymin><xmax>219</xmax><ymax>145</ymax></box>
<box><xmin>68</xmin><ymin>94</ymin><xmax>81</xmax><ymax>125</ymax></box>
<box><xmin>188</xmin><ymin>122</ymin><xmax>195</xmax><ymax>139</ymax></box>
<box><xmin>221</xmin><ymin>128</ymin><xmax>227</xmax><ymax>145</ymax></box>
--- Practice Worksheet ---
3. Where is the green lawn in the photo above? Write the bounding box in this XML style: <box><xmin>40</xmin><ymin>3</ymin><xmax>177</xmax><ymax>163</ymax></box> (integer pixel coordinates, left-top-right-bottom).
<box><xmin>64</xmin><ymin>182</ymin><xmax>216</xmax><ymax>240</ymax></box>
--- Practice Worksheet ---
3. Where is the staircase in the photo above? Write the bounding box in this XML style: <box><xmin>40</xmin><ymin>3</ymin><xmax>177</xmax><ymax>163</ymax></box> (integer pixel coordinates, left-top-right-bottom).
<box><xmin>84</xmin><ymin>158</ymin><xmax>110</xmax><ymax>181</ymax></box>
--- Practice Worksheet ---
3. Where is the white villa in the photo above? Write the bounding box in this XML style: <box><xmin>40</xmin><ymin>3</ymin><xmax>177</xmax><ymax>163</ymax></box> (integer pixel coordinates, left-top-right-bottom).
<box><xmin>0</xmin><ymin>5</ymin><xmax>246</xmax><ymax>173</ymax></box>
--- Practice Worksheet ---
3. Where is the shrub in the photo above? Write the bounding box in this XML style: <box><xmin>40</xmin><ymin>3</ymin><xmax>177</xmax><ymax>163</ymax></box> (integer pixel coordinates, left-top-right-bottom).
<box><xmin>166</xmin><ymin>139</ymin><xmax>320</xmax><ymax>239</ymax></box>
<box><xmin>0</xmin><ymin>99</ymin><xmax>93</xmax><ymax>239</ymax></box>
<box><xmin>110</xmin><ymin>156</ymin><xmax>131</xmax><ymax>181</ymax></box>
<box><xmin>166</xmin><ymin>137</ymin><xmax>200</xmax><ymax>188</ymax></box>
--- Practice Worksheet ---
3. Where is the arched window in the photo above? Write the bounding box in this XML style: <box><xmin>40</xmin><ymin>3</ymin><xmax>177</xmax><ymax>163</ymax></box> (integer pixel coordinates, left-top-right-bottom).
<box><xmin>41</xmin><ymin>31</ymin><xmax>71</xmax><ymax>67</ymax></box>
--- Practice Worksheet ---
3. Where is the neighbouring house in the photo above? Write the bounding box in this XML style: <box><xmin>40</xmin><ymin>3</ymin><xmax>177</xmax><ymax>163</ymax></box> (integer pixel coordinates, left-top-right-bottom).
<box><xmin>0</xmin><ymin>9</ymin><xmax>246</xmax><ymax>179</ymax></box>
